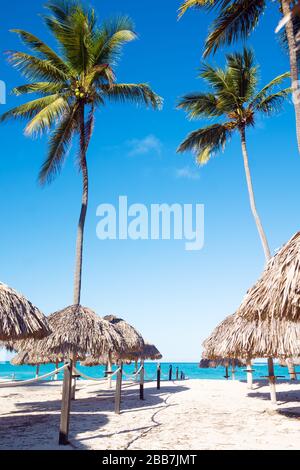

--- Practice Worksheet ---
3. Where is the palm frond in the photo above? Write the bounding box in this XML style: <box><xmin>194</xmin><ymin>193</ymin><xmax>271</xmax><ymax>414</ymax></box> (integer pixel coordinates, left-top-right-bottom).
<box><xmin>10</xmin><ymin>29</ymin><xmax>71</xmax><ymax>75</ymax></box>
<box><xmin>102</xmin><ymin>83</ymin><xmax>163</xmax><ymax>109</ymax></box>
<box><xmin>226</xmin><ymin>48</ymin><xmax>258</xmax><ymax>102</ymax></box>
<box><xmin>0</xmin><ymin>95</ymin><xmax>60</xmax><ymax>124</ymax></box>
<box><xmin>177</xmin><ymin>123</ymin><xmax>232</xmax><ymax>164</ymax></box>
<box><xmin>177</xmin><ymin>92</ymin><xmax>222</xmax><ymax>119</ymax></box>
<box><xmin>204</xmin><ymin>0</ymin><xmax>266</xmax><ymax>57</ymax></box>
<box><xmin>178</xmin><ymin>0</ymin><xmax>227</xmax><ymax>18</ymax></box>
<box><xmin>249</xmin><ymin>72</ymin><xmax>290</xmax><ymax>109</ymax></box>
<box><xmin>25</xmin><ymin>96</ymin><xmax>70</xmax><ymax>136</ymax></box>
<box><xmin>6</xmin><ymin>51</ymin><xmax>67</xmax><ymax>82</ymax></box>
<box><xmin>12</xmin><ymin>82</ymin><xmax>65</xmax><ymax>96</ymax></box>
<box><xmin>39</xmin><ymin>104</ymin><xmax>79</xmax><ymax>184</ymax></box>
<box><xmin>93</xmin><ymin>17</ymin><xmax>136</xmax><ymax>66</ymax></box>
<box><xmin>253</xmin><ymin>89</ymin><xmax>292</xmax><ymax>115</ymax></box>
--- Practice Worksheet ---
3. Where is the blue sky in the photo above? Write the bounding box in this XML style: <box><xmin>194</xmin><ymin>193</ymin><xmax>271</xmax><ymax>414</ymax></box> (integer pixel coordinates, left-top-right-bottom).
<box><xmin>0</xmin><ymin>0</ymin><xmax>299</xmax><ymax>362</ymax></box>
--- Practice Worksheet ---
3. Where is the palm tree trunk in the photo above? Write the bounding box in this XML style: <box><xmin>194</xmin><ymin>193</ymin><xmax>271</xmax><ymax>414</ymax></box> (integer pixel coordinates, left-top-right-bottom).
<box><xmin>239</xmin><ymin>127</ymin><xmax>271</xmax><ymax>261</ymax></box>
<box><xmin>240</xmin><ymin>127</ymin><xmax>276</xmax><ymax>403</ymax></box>
<box><xmin>73</xmin><ymin>103</ymin><xmax>89</xmax><ymax>305</ymax></box>
<box><xmin>282</xmin><ymin>0</ymin><xmax>300</xmax><ymax>152</ymax></box>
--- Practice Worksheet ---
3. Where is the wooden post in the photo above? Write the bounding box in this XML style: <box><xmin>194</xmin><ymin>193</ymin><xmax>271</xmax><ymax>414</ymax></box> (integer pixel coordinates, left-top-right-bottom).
<box><xmin>140</xmin><ymin>360</ymin><xmax>145</xmax><ymax>400</ymax></box>
<box><xmin>55</xmin><ymin>360</ymin><xmax>59</xmax><ymax>381</ymax></box>
<box><xmin>114</xmin><ymin>362</ymin><xmax>123</xmax><ymax>415</ymax></box>
<box><xmin>35</xmin><ymin>364</ymin><xmax>40</xmax><ymax>379</ymax></box>
<box><xmin>246</xmin><ymin>358</ymin><xmax>253</xmax><ymax>390</ymax></box>
<box><xmin>268</xmin><ymin>357</ymin><xmax>277</xmax><ymax>404</ymax></box>
<box><xmin>71</xmin><ymin>361</ymin><xmax>76</xmax><ymax>401</ymax></box>
<box><xmin>176</xmin><ymin>367</ymin><xmax>179</xmax><ymax>381</ymax></box>
<box><xmin>169</xmin><ymin>365</ymin><xmax>172</xmax><ymax>381</ymax></box>
<box><xmin>287</xmin><ymin>359</ymin><xmax>297</xmax><ymax>380</ymax></box>
<box><xmin>231</xmin><ymin>360</ymin><xmax>236</xmax><ymax>381</ymax></box>
<box><xmin>224</xmin><ymin>366</ymin><xmax>229</xmax><ymax>380</ymax></box>
<box><xmin>59</xmin><ymin>360</ymin><xmax>73</xmax><ymax>445</ymax></box>
<box><xmin>157</xmin><ymin>363</ymin><xmax>161</xmax><ymax>390</ymax></box>
<box><xmin>107</xmin><ymin>352</ymin><xmax>113</xmax><ymax>389</ymax></box>
<box><xmin>134</xmin><ymin>360</ymin><xmax>138</xmax><ymax>382</ymax></box>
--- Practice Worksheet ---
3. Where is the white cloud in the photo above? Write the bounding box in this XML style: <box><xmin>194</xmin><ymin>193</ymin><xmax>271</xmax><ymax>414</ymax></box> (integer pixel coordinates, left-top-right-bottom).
<box><xmin>127</xmin><ymin>135</ymin><xmax>163</xmax><ymax>157</ymax></box>
<box><xmin>175</xmin><ymin>166</ymin><xmax>200</xmax><ymax>180</ymax></box>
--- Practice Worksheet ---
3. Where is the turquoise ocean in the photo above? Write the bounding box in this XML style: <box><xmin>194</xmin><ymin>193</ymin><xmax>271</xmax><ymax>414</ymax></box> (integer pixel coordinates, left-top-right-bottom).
<box><xmin>0</xmin><ymin>361</ymin><xmax>294</xmax><ymax>382</ymax></box>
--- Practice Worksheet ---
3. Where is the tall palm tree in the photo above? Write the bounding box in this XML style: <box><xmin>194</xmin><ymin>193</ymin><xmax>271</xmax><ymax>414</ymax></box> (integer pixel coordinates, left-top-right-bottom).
<box><xmin>0</xmin><ymin>1</ymin><xmax>162</xmax><ymax>307</ymax></box>
<box><xmin>178</xmin><ymin>0</ymin><xmax>300</xmax><ymax>152</ymax></box>
<box><xmin>177</xmin><ymin>48</ymin><xmax>290</xmax><ymax>390</ymax></box>
<box><xmin>177</xmin><ymin>48</ymin><xmax>290</xmax><ymax>261</ymax></box>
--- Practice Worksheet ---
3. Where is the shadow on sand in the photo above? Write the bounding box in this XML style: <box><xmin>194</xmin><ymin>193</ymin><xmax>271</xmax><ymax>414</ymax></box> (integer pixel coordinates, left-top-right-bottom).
<box><xmin>0</xmin><ymin>383</ymin><xmax>188</xmax><ymax>449</ymax></box>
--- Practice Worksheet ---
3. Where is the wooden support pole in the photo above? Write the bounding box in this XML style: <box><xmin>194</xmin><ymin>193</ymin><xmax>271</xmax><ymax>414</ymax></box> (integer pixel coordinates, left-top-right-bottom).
<box><xmin>246</xmin><ymin>358</ymin><xmax>253</xmax><ymax>390</ymax></box>
<box><xmin>107</xmin><ymin>352</ymin><xmax>113</xmax><ymax>389</ymax></box>
<box><xmin>55</xmin><ymin>360</ymin><xmax>59</xmax><ymax>381</ymax></box>
<box><xmin>169</xmin><ymin>365</ymin><xmax>173</xmax><ymax>381</ymax></box>
<box><xmin>287</xmin><ymin>359</ymin><xmax>297</xmax><ymax>380</ymax></box>
<box><xmin>36</xmin><ymin>364</ymin><xmax>40</xmax><ymax>379</ymax></box>
<box><xmin>59</xmin><ymin>360</ymin><xmax>73</xmax><ymax>446</ymax></box>
<box><xmin>231</xmin><ymin>360</ymin><xmax>236</xmax><ymax>381</ymax></box>
<box><xmin>140</xmin><ymin>360</ymin><xmax>145</xmax><ymax>400</ymax></box>
<box><xmin>176</xmin><ymin>367</ymin><xmax>179</xmax><ymax>381</ymax></box>
<box><xmin>268</xmin><ymin>357</ymin><xmax>277</xmax><ymax>404</ymax></box>
<box><xmin>71</xmin><ymin>361</ymin><xmax>77</xmax><ymax>401</ymax></box>
<box><xmin>134</xmin><ymin>360</ymin><xmax>138</xmax><ymax>382</ymax></box>
<box><xmin>114</xmin><ymin>362</ymin><xmax>123</xmax><ymax>415</ymax></box>
<box><xmin>157</xmin><ymin>363</ymin><xmax>161</xmax><ymax>390</ymax></box>
<box><xmin>224</xmin><ymin>366</ymin><xmax>229</xmax><ymax>380</ymax></box>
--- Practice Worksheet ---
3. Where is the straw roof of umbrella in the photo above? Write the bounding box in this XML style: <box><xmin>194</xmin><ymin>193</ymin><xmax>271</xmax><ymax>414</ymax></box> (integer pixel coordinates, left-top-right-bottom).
<box><xmin>119</xmin><ymin>342</ymin><xmax>162</xmax><ymax>361</ymax></box>
<box><xmin>236</xmin><ymin>232</ymin><xmax>300</xmax><ymax>321</ymax></box>
<box><xmin>199</xmin><ymin>357</ymin><xmax>245</xmax><ymax>368</ymax></box>
<box><xmin>11</xmin><ymin>350</ymin><xmax>64</xmax><ymax>366</ymax></box>
<box><xmin>0</xmin><ymin>282</ymin><xmax>50</xmax><ymax>341</ymax></box>
<box><xmin>81</xmin><ymin>342</ymin><xmax>162</xmax><ymax>366</ymax></box>
<box><xmin>203</xmin><ymin>313</ymin><xmax>300</xmax><ymax>360</ymax></box>
<box><xmin>15</xmin><ymin>305</ymin><xmax>125</xmax><ymax>361</ymax></box>
<box><xmin>104</xmin><ymin>315</ymin><xmax>144</xmax><ymax>353</ymax></box>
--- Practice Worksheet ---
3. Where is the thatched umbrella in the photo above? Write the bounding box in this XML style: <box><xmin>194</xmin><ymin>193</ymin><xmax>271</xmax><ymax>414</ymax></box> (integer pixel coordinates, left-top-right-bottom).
<box><xmin>119</xmin><ymin>342</ymin><xmax>162</xmax><ymax>362</ymax></box>
<box><xmin>0</xmin><ymin>282</ymin><xmax>50</xmax><ymax>341</ymax></box>
<box><xmin>103</xmin><ymin>315</ymin><xmax>144</xmax><ymax>388</ymax></box>
<box><xmin>236</xmin><ymin>232</ymin><xmax>300</xmax><ymax>322</ymax></box>
<box><xmin>232</xmin><ymin>231</ymin><xmax>300</xmax><ymax>400</ymax></box>
<box><xmin>16</xmin><ymin>305</ymin><xmax>125</xmax><ymax>444</ymax></box>
<box><xmin>199</xmin><ymin>356</ymin><xmax>245</xmax><ymax>379</ymax></box>
<box><xmin>203</xmin><ymin>313</ymin><xmax>300</xmax><ymax>394</ymax></box>
<box><xmin>11</xmin><ymin>350</ymin><xmax>64</xmax><ymax>379</ymax></box>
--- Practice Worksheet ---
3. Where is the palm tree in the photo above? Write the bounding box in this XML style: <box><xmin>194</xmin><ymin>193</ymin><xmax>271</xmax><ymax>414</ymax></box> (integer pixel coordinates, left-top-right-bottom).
<box><xmin>177</xmin><ymin>48</ymin><xmax>290</xmax><ymax>392</ymax></box>
<box><xmin>0</xmin><ymin>1</ymin><xmax>162</xmax><ymax>307</ymax></box>
<box><xmin>178</xmin><ymin>0</ymin><xmax>300</xmax><ymax>152</ymax></box>
<box><xmin>177</xmin><ymin>48</ymin><xmax>290</xmax><ymax>261</ymax></box>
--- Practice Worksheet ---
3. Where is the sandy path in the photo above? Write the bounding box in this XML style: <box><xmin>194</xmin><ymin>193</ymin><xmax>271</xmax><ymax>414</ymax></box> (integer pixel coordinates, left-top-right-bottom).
<box><xmin>0</xmin><ymin>379</ymin><xmax>299</xmax><ymax>450</ymax></box>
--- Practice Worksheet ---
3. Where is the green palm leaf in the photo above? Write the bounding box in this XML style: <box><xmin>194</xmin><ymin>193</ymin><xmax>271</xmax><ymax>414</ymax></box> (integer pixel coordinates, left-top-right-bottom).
<box><xmin>204</xmin><ymin>0</ymin><xmax>266</xmax><ymax>57</ymax></box>
<box><xmin>102</xmin><ymin>83</ymin><xmax>163</xmax><ymax>109</ymax></box>
<box><xmin>25</xmin><ymin>96</ymin><xmax>69</xmax><ymax>136</ymax></box>
<box><xmin>39</xmin><ymin>105</ymin><xmax>79</xmax><ymax>184</ymax></box>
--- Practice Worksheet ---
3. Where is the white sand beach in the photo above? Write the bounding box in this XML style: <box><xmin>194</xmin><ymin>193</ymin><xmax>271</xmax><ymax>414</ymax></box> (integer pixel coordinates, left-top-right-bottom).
<box><xmin>0</xmin><ymin>379</ymin><xmax>299</xmax><ymax>450</ymax></box>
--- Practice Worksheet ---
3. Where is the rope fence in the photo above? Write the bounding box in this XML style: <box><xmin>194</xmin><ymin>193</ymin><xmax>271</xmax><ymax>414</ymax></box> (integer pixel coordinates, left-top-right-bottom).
<box><xmin>0</xmin><ymin>364</ymin><xmax>68</xmax><ymax>388</ymax></box>
<box><xmin>74</xmin><ymin>367</ymin><xmax>121</xmax><ymax>382</ymax></box>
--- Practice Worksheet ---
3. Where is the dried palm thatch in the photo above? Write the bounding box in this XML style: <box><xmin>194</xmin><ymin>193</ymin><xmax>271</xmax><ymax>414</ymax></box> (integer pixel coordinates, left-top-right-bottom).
<box><xmin>15</xmin><ymin>305</ymin><xmax>125</xmax><ymax>361</ymax></box>
<box><xmin>237</xmin><ymin>232</ymin><xmax>300</xmax><ymax>321</ymax></box>
<box><xmin>11</xmin><ymin>350</ymin><xmax>63</xmax><ymax>366</ymax></box>
<box><xmin>104</xmin><ymin>315</ymin><xmax>144</xmax><ymax>353</ymax></box>
<box><xmin>82</xmin><ymin>342</ymin><xmax>162</xmax><ymax>366</ymax></box>
<box><xmin>119</xmin><ymin>342</ymin><xmax>162</xmax><ymax>361</ymax></box>
<box><xmin>81</xmin><ymin>354</ymin><xmax>115</xmax><ymax>367</ymax></box>
<box><xmin>203</xmin><ymin>313</ymin><xmax>300</xmax><ymax>359</ymax></box>
<box><xmin>0</xmin><ymin>282</ymin><xmax>50</xmax><ymax>341</ymax></box>
<box><xmin>199</xmin><ymin>357</ymin><xmax>245</xmax><ymax>368</ymax></box>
